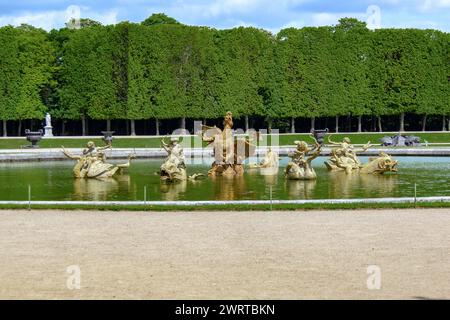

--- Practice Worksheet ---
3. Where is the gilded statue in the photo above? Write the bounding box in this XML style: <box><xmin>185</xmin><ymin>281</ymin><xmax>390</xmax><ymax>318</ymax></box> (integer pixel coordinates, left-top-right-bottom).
<box><xmin>285</xmin><ymin>139</ymin><xmax>321</xmax><ymax>180</ymax></box>
<box><xmin>325</xmin><ymin>136</ymin><xmax>398</xmax><ymax>174</ymax></box>
<box><xmin>159</xmin><ymin>137</ymin><xmax>204</xmax><ymax>182</ymax></box>
<box><xmin>248</xmin><ymin>147</ymin><xmax>279</xmax><ymax>169</ymax></box>
<box><xmin>201</xmin><ymin>111</ymin><xmax>256</xmax><ymax>176</ymax></box>
<box><xmin>62</xmin><ymin>141</ymin><xmax>134</xmax><ymax>179</ymax></box>
<box><xmin>160</xmin><ymin>137</ymin><xmax>187</xmax><ymax>182</ymax></box>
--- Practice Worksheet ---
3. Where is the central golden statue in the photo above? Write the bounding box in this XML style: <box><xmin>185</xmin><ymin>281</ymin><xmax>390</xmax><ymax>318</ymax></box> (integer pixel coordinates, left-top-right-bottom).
<box><xmin>201</xmin><ymin>111</ymin><xmax>256</xmax><ymax>176</ymax></box>
<box><xmin>62</xmin><ymin>141</ymin><xmax>134</xmax><ymax>179</ymax></box>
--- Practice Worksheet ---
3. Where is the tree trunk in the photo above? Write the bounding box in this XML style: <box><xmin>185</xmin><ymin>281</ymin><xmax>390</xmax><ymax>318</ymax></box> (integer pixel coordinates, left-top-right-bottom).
<box><xmin>81</xmin><ymin>115</ymin><xmax>86</xmax><ymax>136</ymax></box>
<box><xmin>244</xmin><ymin>116</ymin><xmax>249</xmax><ymax>131</ymax></box>
<box><xmin>310</xmin><ymin>117</ymin><xmax>315</xmax><ymax>131</ymax></box>
<box><xmin>421</xmin><ymin>114</ymin><xmax>427</xmax><ymax>132</ymax></box>
<box><xmin>335</xmin><ymin>116</ymin><xmax>339</xmax><ymax>133</ymax></box>
<box><xmin>442</xmin><ymin>115</ymin><xmax>446</xmax><ymax>131</ymax></box>
<box><xmin>130</xmin><ymin>119</ymin><xmax>136</xmax><ymax>136</ymax></box>
<box><xmin>399</xmin><ymin>113</ymin><xmax>405</xmax><ymax>132</ymax></box>
<box><xmin>155</xmin><ymin>119</ymin><xmax>160</xmax><ymax>136</ymax></box>
<box><xmin>180</xmin><ymin>117</ymin><xmax>186</xmax><ymax>130</ymax></box>
<box><xmin>18</xmin><ymin>120</ymin><xmax>22</xmax><ymax>136</ymax></box>
<box><xmin>290</xmin><ymin>117</ymin><xmax>295</xmax><ymax>133</ymax></box>
<box><xmin>377</xmin><ymin>116</ymin><xmax>383</xmax><ymax>133</ymax></box>
<box><xmin>357</xmin><ymin>115</ymin><xmax>362</xmax><ymax>132</ymax></box>
<box><xmin>106</xmin><ymin>119</ymin><xmax>111</xmax><ymax>131</ymax></box>
<box><xmin>2</xmin><ymin>120</ymin><xmax>7</xmax><ymax>137</ymax></box>
<box><xmin>267</xmin><ymin>118</ymin><xmax>272</xmax><ymax>134</ymax></box>
<box><xmin>61</xmin><ymin>120</ymin><xmax>65</xmax><ymax>136</ymax></box>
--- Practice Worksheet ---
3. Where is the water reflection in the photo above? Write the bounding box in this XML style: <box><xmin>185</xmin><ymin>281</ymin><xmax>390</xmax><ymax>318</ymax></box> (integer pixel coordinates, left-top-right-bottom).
<box><xmin>285</xmin><ymin>180</ymin><xmax>317</xmax><ymax>199</ymax></box>
<box><xmin>1</xmin><ymin>157</ymin><xmax>445</xmax><ymax>201</ymax></box>
<box><xmin>160</xmin><ymin>181</ymin><xmax>187</xmax><ymax>201</ymax></box>
<box><xmin>327</xmin><ymin>171</ymin><xmax>397</xmax><ymax>198</ymax></box>
<box><xmin>73</xmin><ymin>178</ymin><xmax>119</xmax><ymax>201</ymax></box>
<box><xmin>210</xmin><ymin>175</ymin><xmax>247</xmax><ymax>200</ymax></box>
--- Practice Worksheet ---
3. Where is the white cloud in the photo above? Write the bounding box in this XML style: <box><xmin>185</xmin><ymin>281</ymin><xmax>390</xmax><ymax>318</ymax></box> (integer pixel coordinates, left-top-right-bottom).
<box><xmin>0</xmin><ymin>7</ymin><xmax>118</xmax><ymax>30</ymax></box>
<box><xmin>420</xmin><ymin>0</ymin><xmax>450</xmax><ymax>11</ymax></box>
<box><xmin>311</xmin><ymin>12</ymin><xmax>365</xmax><ymax>26</ymax></box>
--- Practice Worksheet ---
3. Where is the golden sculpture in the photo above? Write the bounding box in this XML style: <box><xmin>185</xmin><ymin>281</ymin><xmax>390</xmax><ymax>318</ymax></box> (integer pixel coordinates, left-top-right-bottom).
<box><xmin>248</xmin><ymin>147</ymin><xmax>279</xmax><ymax>169</ymax></box>
<box><xmin>325</xmin><ymin>136</ymin><xmax>398</xmax><ymax>174</ymax></box>
<box><xmin>61</xmin><ymin>141</ymin><xmax>134</xmax><ymax>179</ymax></box>
<box><xmin>201</xmin><ymin>111</ymin><xmax>256</xmax><ymax>176</ymax></box>
<box><xmin>159</xmin><ymin>137</ymin><xmax>205</xmax><ymax>182</ymax></box>
<box><xmin>160</xmin><ymin>137</ymin><xmax>187</xmax><ymax>182</ymax></box>
<box><xmin>285</xmin><ymin>139</ymin><xmax>321</xmax><ymax>180</ymax></box>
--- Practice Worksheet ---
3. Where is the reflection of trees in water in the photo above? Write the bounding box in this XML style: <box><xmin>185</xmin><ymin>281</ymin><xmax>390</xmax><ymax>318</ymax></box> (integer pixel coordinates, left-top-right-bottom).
<box><xmin>327</xmin><ymin>172</ymin><xmax>397</xmax><ymax>198</ymax></box>
<box><xmin>210</xmin><ymin>175</ymin><xmax>247</xmax><ymax>201</ymax></box>
<box><xmin>160</xmin><ymin>180</ymin><xmax>187</xmax><ymax>201</ymax></box>
<box><xmin>285</xmin><ymin>180</ymin><xmax>317</xmax><ymax>199</ymax></box>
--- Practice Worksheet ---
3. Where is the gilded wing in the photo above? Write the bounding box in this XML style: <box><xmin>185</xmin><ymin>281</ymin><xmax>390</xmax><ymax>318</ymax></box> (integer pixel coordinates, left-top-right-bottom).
<box><xmin>201</xmin><ymin>125</ymin><xmax>222</xmax><ymax>143</ymax></box>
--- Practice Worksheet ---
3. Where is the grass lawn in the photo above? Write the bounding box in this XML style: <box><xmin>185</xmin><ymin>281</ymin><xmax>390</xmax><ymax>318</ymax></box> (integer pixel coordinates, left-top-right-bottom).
<box><xmin>1</xmin><ymin>132</ymin><xmax>450</xmax><ymax>149</ymax></box>
<box><xmin>1</xmin><ymin>201</ymin><xmax>450</xmax><ymax>211</ymax></box>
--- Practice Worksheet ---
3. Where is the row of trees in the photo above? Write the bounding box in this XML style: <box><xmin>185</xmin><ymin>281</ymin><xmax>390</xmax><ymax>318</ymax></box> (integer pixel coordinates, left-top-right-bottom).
<box><xmin>0</xmin><ymin>15</ymin><xmax>449</xmax><ymax>136</ymax></box>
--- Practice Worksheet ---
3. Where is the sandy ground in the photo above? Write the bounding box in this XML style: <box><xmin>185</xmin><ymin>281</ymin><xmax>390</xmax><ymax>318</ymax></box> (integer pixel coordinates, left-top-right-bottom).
<box><xmin>0</xmin><ymin>208</ymin><xmax>449</xmax><ymax>300</ymax></box>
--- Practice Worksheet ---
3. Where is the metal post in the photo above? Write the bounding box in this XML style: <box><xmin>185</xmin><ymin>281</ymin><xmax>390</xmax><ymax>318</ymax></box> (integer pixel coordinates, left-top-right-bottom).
<box><xmin>269</xmin><ymin>186</ymin><xmax>273</xmax><ymax>211</ymax></box>
<box><xmin>144</xmin><ymin>186</ymin><xmax>147</xmax><ymax>204</ymax></box>
<box><xmin>28</xmin><ymin>185</ymin><xmax>31</xmax><ymax>211</ymax></box>
<box><xmin>414</xmin><ymin>183</ymin><xmax>417</xmax><ymax>208</ymax></box>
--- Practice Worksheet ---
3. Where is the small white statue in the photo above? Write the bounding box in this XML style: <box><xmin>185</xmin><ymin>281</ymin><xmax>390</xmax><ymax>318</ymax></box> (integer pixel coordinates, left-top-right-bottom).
<box><xmin>45</xmin><ymin>113</ymin><xmax>52</xmax><ymax>127</ymax></box>
<box><xmin>43</xmin><ymin>112</ymin><xmax>53</xmax><ymax>137</ymax></box>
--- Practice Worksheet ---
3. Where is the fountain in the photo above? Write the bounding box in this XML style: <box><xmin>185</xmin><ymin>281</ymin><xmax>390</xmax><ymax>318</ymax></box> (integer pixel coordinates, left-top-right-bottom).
<box><xmin>200</xmin><ymin>111</ymin><xmax>256</xmax><ymax>176</ymax></box>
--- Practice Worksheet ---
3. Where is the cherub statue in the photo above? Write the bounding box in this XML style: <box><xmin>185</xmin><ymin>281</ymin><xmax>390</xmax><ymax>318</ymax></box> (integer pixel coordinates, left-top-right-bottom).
<box><xmin>285</xmin><ymin>138</ymin><xmax>321</xmax><ymax>180</ymax></box>
<box><xmin>160</xmin><ymin>137</ymin><xmax>187</xmax><ymax>182</ymax></box>
<box><xmin>248</xmin><ymin>147</ymin><xmax>279</xmax><ymax>169</ymax></box>
<box><xmin>61</xmin><ymin>143</ymin><xmax>134</xmax><ymax>179</ymax></box>
<box><xmin>324</xmin><ymin>135</ymin><xmax>397</xmax><ymax>174</ymax></box>
<box><xmin>82</xmin><ymin>141</ymin><xmax>111</xmax><ymax>157</ymax></box>
<box><xmin>159</xmin><ymin>137</ymin><xmax>205</xmax><ymax>182</ymax></box>
<box><xmin>325</xmin><ymin>136</ymin><xmax>372</xmax><ymax>173</ymax></box>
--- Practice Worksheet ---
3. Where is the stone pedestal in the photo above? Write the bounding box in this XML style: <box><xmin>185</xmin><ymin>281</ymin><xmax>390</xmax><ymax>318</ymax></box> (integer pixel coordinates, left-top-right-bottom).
<box><xmin>44</xmin><ymin>126</ymin><xmax>53</xmax><ymax>137</ymax></box>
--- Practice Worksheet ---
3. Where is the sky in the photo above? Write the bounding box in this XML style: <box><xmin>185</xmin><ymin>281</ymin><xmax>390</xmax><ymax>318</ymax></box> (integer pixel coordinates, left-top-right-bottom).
<box><xmin>0</xmin><ymin>0</ymin><xmax>449</xmax><ymax>33</ymax></box>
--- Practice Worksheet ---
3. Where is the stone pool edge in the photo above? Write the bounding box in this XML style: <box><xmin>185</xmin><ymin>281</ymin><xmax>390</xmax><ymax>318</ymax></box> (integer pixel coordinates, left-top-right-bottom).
<box><xmin>1</xmin><ymin>147</ymin><xmax>450</xmax><ymax>162</ymax></box>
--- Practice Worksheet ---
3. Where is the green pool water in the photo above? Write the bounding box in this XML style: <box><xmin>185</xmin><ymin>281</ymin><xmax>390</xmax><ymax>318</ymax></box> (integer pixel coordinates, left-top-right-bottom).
<box><xmin>0</xmin><ymin>157</ymin><xmax>449</xmax><ymax>201</ymax></box>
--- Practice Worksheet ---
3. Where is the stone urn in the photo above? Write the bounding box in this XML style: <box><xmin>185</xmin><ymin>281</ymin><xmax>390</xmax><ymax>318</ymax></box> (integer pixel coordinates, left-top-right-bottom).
<box><xmin>101</xmin><ymin>131</ymin><xmax>115</xmax><ymax>146</ymax></box>
<box><xmin>310</xmin><ymin>128</ymin><xmax>328</xmax><ymax>145</ymax></box>
<box><xmin>25</xmin><ymin>129</ymin><xmax>43</xmax><ymax>148</ymax></box>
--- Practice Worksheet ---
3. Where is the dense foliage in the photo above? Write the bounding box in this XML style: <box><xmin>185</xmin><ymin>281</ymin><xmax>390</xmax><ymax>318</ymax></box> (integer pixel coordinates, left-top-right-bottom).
<box><xmin>0</xmin><ymin>16</ymin><xmax>449</xmax><ymax>135</ymax></box>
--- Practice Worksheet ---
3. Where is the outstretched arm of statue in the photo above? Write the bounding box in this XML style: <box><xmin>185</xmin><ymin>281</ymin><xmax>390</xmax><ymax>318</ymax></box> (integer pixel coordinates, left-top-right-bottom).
<box><xmin>61</xmin><ymin>146</ymin><xmax>81</xmax><ymax>160</ymax></box>
<box><xmin>307</xmin><ymin>143</ymin><xmax>322</xmax><ymax>163</ymax></box>
<box><xmin>97</xmin><ymin>144</ymin><xmax>111</xmax><ymax>151</ymax></box>
<box><xmin>327</xmin><ymin>135</ymin><xmax>340</xmax><ymax>145</ymax></box>
<box><xmin>161</xmin><ymin>139</ymin><xmax>170</xmax><ymax>152</ymax></box>
<box><xmin>355</xmin><ymin>141</ymin><xmax>373</xmax><ymax>153</ymax></box>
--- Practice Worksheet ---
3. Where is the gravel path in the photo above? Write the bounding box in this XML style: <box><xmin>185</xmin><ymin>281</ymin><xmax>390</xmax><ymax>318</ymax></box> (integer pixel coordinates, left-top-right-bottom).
<box><xmin>0</xmin><ymin>208</ymin><xmax>449</xmax><ymax>299</ymax></box>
